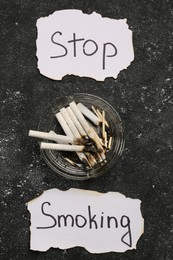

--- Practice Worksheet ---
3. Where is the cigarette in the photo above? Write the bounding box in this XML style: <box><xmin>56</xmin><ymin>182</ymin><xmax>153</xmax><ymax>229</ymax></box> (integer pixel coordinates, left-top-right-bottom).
<box><xmin>28</xmin><ymin>130</ymin><xmax>74</xmax><ymax>144</ymax></box>
<box><xmin>77</xmin><ymin>103</ymin><xmax>101</xmax><ymax>126</ymax></box>
<box><xmin>55</xmin><ymin>112</ymin><xmax>74</xmax><ymax>138</ymax></box>
<box><xmin>66</xmin><ymin>106</ymin><xmax>87</xmax><ymax>137</ymax></box>
<box><xmin>60</xmin><ymin>107</ymin><xmax>81</xmax><ymax>139</ymax></box>
<box><xmin>40</xmin><ymin>143</ymin><xmax>96</xmax><ymax>152</ymax></box>
<box><xmin>69</xmin><ymin>101</ymin><xmax>103</xmax><ymax>151</ymax></box>
<box><xmin>69</xmin><ymin>101</ymin><xmax>92</xmax><ymax>134</ymax></box>
<box><xmin>49</xmin><ymin>130</ymin><xmax>87</xmax><ymax>146</ymax></box>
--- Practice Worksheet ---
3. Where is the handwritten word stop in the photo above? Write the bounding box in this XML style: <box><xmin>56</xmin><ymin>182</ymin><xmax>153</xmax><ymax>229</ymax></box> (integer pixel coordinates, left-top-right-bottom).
<box><xmin>36</xmin><ymin>10</ymin><xmax>134</xmax><ymax>81</ymax></box>
<box><xmin>27</xmin><ymin>188</ymin><xmax>144</xmax><ymax>253</ymax></box>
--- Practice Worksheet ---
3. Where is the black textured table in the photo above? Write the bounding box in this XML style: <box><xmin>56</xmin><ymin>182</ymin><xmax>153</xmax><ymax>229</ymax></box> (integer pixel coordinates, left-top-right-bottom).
<box><xmin>0</xmin><ymin>1</ymin><xmax>173</xmax><ymax>260</ymax></box>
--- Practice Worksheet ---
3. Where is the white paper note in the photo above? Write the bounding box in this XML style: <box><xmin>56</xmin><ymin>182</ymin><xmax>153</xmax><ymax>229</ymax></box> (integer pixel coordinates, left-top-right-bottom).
<box><xmin>36</xmin><ymin>10</ymin><xmax>134</xmax><ymax>81</ymax></box>
<box><xmin>27</xmin><ymin>188</ymin><xmax>144</xmax><ymax>253</ymax></box>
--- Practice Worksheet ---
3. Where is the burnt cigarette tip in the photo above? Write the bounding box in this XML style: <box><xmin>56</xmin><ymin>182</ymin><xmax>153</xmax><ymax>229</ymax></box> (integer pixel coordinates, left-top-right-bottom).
<box><xmin>84</xmin><ymin>146</ymin><xmax>97</xmax><ymax>153</ymax></box>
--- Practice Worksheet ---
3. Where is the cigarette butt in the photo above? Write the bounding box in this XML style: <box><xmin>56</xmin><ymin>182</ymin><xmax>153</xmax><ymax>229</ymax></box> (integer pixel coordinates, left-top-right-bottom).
<box><xmin>69</xmin><ymin>101</ymin><xmax>92</xmax><ymax>134</ymax></box>
<box><xmin>49</xmin><ymin>130</ymin><xmax>87</xmax><ymax>146</ymax></box>
<box><xmin>55</xmin><ymin>112</ymin><xmax>74</xmax><ymax>138</ymax></box>
<box><xmin>40</xmin><ymin>143</ymin><xmax>85</xmax><ymax>152</ymax></box>
<box><xmin>60</xmin><ymin>107</ymin><xmax>81</xmax><ymax>139</ymax></box>
<box><xmin>40</xmin><ymin>142</ymin><xmax>97</xmax><ymax>153</ymax></box>
<box><xmin>66</xmin><ymin>106</ymin><xmax>87</xmax><ymax>137</ymax></box>
<box><xmin>77</xmin><ymin>103</ymin><xmax>101</xmax><ymax>126</ymax></box>
<box><xmin>28</xmin><ymin>130</ymin><xmax>74</xmax><ymax>144</ymax></box>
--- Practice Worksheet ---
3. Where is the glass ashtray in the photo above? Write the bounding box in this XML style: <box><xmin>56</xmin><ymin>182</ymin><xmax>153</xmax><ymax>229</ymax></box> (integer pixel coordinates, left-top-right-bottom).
<box><xmin>37</xmin><ymin>93</ymin><xmax>124</xmax><ymax>180</ymax></box>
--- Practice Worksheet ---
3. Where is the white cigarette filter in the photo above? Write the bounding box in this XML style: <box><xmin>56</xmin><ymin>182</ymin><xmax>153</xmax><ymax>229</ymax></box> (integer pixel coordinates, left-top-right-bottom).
<box><xmin>77</xmin><ymin>102</ymin><xmax>101</xmax><ymax>126</ymax></box>
<box><xmin>28</xmin><ymin>130</ymin><xmax>74</xmax><ymax>144</ymax></box>
<box><xmin>40</xmin><ymin>143</ymin><xmax>86</xmax><ymax>152</ymax></box>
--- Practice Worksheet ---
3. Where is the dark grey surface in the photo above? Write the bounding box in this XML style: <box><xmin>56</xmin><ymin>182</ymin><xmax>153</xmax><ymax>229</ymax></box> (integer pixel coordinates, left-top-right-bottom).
<box><xmin>0</xmin><ymin>0</ymin><xmax>173</xmax><ymax>259</ymax></box>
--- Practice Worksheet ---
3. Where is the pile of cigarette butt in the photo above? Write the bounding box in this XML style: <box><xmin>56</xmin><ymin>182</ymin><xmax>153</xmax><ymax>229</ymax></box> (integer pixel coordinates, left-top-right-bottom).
<box><xmin>29</xmin><ymin>101</ymin><xmax>113</xmax><ymax>170</ymax></box>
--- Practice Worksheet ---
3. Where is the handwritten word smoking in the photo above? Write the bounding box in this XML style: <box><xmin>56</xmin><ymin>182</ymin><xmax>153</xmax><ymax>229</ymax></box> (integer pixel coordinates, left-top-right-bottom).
<box><xmin>37</xmin><ymin>202</ymin><xmax>132</xmax><ymax>247</ymax></box>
